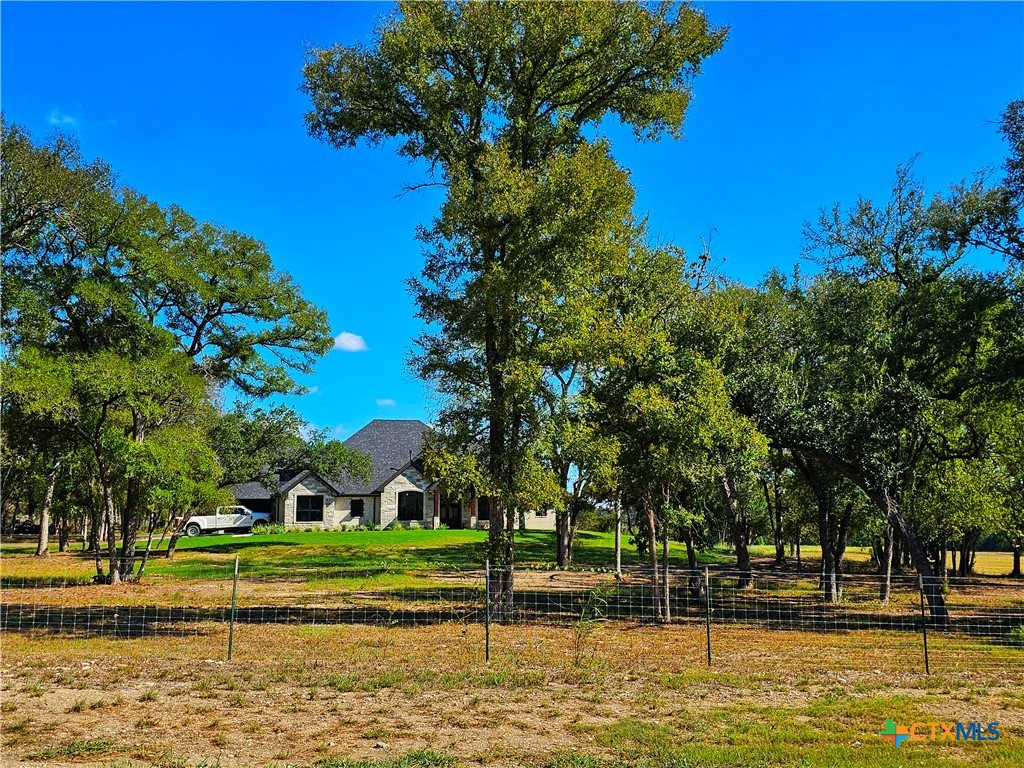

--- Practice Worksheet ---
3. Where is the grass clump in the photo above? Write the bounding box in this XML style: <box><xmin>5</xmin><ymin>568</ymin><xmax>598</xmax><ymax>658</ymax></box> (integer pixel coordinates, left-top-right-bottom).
<box><xmin>314</xmin><ymin>748</ymin><xmax>456</xmax><ymax>768</ymax></box>
<box><xmin>27</xmin><ymin>738</ymin><xmax>116</xmax><ymax>760</ymax></box>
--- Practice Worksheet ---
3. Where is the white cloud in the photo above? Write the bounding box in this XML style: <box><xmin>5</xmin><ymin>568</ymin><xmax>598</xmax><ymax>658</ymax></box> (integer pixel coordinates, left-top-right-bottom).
<box><xmin>307</xmin><ymin>386</ymin><xmax>320</xmax><ymax>395</ymax></box>
<box><xmin>376</xmin><ymin>398</ymin><xmax>397</xmax><ymax>407</ymax></box>
<box><xmin>47</xmin><ymin>108</ymin><xmax>78</xmax><ymax>127</ymax></box>
<box><xmin>333</xmin><ymin>331</ymin><xmax>367</xmax><ymax>352</ymax></box>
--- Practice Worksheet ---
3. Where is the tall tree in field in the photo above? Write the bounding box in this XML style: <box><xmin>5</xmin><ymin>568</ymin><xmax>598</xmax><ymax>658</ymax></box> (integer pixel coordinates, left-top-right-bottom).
<box><xmin>303</xmin><ymin>1</ymin><xmax>726</xmax><ymax>613</ymax></box>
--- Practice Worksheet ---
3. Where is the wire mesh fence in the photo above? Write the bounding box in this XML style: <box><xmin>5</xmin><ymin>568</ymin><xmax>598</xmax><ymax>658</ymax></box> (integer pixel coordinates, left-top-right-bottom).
<box><xmin>2</xmin><ymin>557</ymin><xmax>1022</xmax><ymax>674</ymax></box>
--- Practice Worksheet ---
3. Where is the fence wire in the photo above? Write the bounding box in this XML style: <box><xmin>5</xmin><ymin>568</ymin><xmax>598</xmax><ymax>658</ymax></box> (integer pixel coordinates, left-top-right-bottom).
<box><xmin>2</xmin><ymin>558</ymin><xmax>1021</xmax><ymax>674</ymax></box>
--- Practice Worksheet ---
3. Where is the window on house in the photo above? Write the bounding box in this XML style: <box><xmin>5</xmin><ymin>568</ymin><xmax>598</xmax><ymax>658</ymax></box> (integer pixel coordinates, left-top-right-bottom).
<box><xmin>296</xmin><ymin>495</ymin><xmax>324</xmax><ymax>523</ymax></box>
<box><xmin>397</xmin><ymin>491</ymin><xmax>423</xmax><ymax>521</ymax></box>
<box><xmin>351</xmin><ymin>499</ymin><xmax>365</xmax><ymax>517</ymax></box>
<box><xmin>477</xmin><ymin>496</ymin><xmax>490</xmax><ymax>521</ymax></box>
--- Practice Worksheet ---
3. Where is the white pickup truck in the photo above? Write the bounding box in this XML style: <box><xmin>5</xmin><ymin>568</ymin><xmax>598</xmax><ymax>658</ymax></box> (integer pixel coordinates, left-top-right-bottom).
<box><xmin>183</xmin><ymin>506</ymin><xmax>272</xmax><ymax>537</ymax></box>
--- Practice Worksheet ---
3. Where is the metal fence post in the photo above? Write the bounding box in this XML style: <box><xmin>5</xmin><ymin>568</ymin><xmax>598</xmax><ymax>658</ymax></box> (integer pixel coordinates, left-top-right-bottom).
<box><xmin>704</xmin><ymin>566</ymin><xmax>712</xmax><ymax>666</ymax></box>
<box><xmin>918</xmin><ymin>574</ymin><xmax>930</xmax><ymax>675</ymax></box>
<box><xmin>227</xmin><ymin>555</ymin><xmax>239</xmax><ymax>661</ymax></box>
<box><xmin>484</xmin><ymin>559</ymin><xmax>491</xmax><ymax>663</ymax></box>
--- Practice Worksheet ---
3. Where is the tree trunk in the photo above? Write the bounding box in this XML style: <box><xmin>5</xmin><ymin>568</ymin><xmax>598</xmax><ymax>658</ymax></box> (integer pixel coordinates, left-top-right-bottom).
<box><xmin>1011</xmin><ymin>542</ymin><xmax>1022</xmax><ymax>578</ymax></box>
<box><xmin>87</xmin><ymin>479</ymin><xmax>101</xmax><ymax>553</ymax></box>
<box><xmin>718</xmin><ymin>469</ymin><xmax>751</xmax><ymax>587</ymax></box>
<box><xmin>58</xmin><ymin>514</ymin><xmax>70</xmax><ymax>552</ymax></box>
<box><xmin>90</xmin><ymin>457</ymin><xmax>120</xmax><ymax>585</ymax></box>
<box><xmin>662</xmin><ymin>533</ymin><xmax>671</xmax><ymax>622</ymax></box>
<box><xmin>879</xmin><ymin>492</ymin><xmax>948</xmax><ymax>623</ymax></box>
<box><xmin>879</xmin><ymin>524</ymin><xmax>893</xmax><ymax>604</ymax></box>
<box><xmin>685</xmin><ymin>526</ymin><xmax>704</xmax><ymax>599</ymax></box>
<box><xmin>817</xmin><ymin>497</ymin><xmax>839</xmax><ymax>604</ymax></box>
<box><xmin>793</xmin><ymin>455</ymin><xmax>838</xmax><ymax>602</ymax></box>
<box><xmin>614</xmin><ymin>496</ymin><xmax>622</xmax><ymax>576</ymax></box>
<box><xmin>484</xmin><ymin>304</ymin><xmax>514</xmax><ymax>620</ymax></box>
<box><xmin>645</xmin><ymin>496</ymin><xmax>663</xmax><ymax>621</ymax></box>
<box><xmin>684</xmin><ymin>527</ymin><xmax>697</xmax><ymax>570</ymax></box>
<box><xmin>958</xmin><ymin>532</ymin><xmax>978</xmax><ymax>577</ymax></box>
<box><xmin>34</xmin><ymin>469</ymin><xmax>57</xmax><ymax>557</ymax></box>
<box><xmin>762</xmin><ymin>473</ymin><xmax>785</xmax><ymax>567</ymax></box>
<box><xmin>167</xmin><ymin>528</ymin><xmax>183</xmax><ymax>559</ymax></box>
<box><xmin>135</xmin><ymin>512</ymin><xmax>159</xmax><ymax>581</ymax></box>
<box><xmin>556</xmin><ymin>511</ymin><xmax>571</xmax><ymax>569</ymax></box>
<box><xmin>833</xmin><ymin>501</ymin><xmax>852</xmax><ymax>600</ymax></box>
<box><xmin>117</xmin><ymin>411</ymin><xmax>148</xmax><ymax>582</ymax></box>
<box><xmin>796</xmin><ymin>529</ymin><xmax>802</xmax><ymax>573</ymax></box>
<box><xmin>487</xmin><ymin>496</ymin><xmax>515</xmax><ymax>621</ymax></box>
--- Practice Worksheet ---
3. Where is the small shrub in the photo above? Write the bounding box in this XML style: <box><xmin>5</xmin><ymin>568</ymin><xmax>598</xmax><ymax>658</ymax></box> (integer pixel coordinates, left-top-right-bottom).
<box><xmin>572</xmin><ymin>588</ymin><xmax>608</xmax><ymax>669</ymax></box>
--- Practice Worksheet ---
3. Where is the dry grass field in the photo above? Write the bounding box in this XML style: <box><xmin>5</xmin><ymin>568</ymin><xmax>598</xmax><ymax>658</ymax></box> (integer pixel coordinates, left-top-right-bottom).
<box><xmin>2</xmin><ymin>622</ymin><xmax>1023</xmax><ymax>768</ymax></box>
<box><xmin>3</xmin><ymin>535</ymin><xmax>1022</xmax><ymax>767</ymax></box>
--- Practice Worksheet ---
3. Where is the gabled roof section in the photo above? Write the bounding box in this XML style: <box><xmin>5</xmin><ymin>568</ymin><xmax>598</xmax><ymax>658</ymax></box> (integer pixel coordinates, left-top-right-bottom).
<box><xmin>335</xmin><ymin>419</ymin><xmax>431</xmax><ymax>495</ymax></box>
<box><xmin>277</xmin><ymin>469</ymin><xmax>346</xmax><ymax>497</ymax></box>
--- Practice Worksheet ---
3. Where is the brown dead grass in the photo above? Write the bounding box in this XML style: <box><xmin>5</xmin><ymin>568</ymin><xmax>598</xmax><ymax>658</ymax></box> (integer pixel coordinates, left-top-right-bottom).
<box><xmin>2</xmin><ymin>621</ymin><xmax>1022</xmax><ymax>768</ymax></box>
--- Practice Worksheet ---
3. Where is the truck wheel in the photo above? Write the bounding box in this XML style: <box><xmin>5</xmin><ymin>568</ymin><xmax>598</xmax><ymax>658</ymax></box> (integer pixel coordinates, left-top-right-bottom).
<box><xmin>185</xmin><ymin>523</ymin><xmax>202</xmax><ymax>538</ymax></box>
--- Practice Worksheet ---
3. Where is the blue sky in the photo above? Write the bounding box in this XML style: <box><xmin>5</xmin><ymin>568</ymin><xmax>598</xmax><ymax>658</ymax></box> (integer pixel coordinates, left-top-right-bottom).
<box><xmin>3</xmin><ymin>2</ymin><xmax>1022</xmax><ymax>437</ymax></box>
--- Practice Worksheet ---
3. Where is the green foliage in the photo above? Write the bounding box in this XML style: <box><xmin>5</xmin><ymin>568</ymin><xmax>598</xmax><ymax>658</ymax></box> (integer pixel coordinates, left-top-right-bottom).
<box><xmin>1</xmin><ymin>119</ymin><xmax>335</xmax><ymax>580</ymax></box>
<box><xmin>303</xmin><ymin>1</ymin><xmax>727</xmax><ymax>575</ymax></box>
<box><xmin>210</xmin><ymin>404</ymin><xmax>370</xmax><ymax>490</ymax></box>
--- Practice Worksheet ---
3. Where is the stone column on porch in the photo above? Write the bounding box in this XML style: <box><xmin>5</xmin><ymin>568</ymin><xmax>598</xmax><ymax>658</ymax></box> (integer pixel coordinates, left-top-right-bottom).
<box><xmin>432</xmin><ymin>487</ymin><xmax>440</xmax><ymax>529</ymax></box>
<box><xmin>469</xmin><ymin>492</ymin><xmax>478</xmax><ymax>529</ymax></box>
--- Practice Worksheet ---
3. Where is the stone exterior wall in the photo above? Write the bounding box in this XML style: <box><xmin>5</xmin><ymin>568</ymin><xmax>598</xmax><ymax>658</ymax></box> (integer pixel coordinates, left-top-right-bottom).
<box><xmin>272</xmin><ymin>470</ymin><xmax>554</xmax><ymax>531</ymax></box>
<box><xmin>379</xmin><ymin>468</ymin><xmax>436</xmax><ymax>529</ymax></box>
<box><xmin>332</xmin><ymin>495</ymin><xmax>377</xmax><ymax>527</ymax></box>
<box><xmin>279</xmin><ymin>475</ymin><xmax>376</xmax><ymax>529</ymax></box>
<box><xmin>518</xmin><ymin>508</ymin><xmax>556</xmax><ymax>531</ymax></box>
<box><xmin>456</xmin><ymin>502</ymin><xmax>555</xmax><ymax>531</ymax></box>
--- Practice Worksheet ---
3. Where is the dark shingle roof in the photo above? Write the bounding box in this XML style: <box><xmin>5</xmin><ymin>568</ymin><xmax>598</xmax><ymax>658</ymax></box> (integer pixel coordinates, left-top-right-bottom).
<box><xmin>229</xmin><ymin>420</ymin><xmax>431</xmax><ymax>502</ymax></box>
<box><xmin>336</xmin><ymin>419</ymin><xmax>431</xmax><ymax>494</ymax></box>
<box><xmin>230</xmin><ymin>481</ymin><xmax>272</xmax><ymax>500</ymax></box>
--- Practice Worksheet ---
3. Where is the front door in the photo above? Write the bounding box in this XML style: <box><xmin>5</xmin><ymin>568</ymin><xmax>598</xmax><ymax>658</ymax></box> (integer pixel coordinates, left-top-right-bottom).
<box><xmin>439</xmin><ymin>496</ymin><xmax>462</xmax><ymax>529</ymax></box>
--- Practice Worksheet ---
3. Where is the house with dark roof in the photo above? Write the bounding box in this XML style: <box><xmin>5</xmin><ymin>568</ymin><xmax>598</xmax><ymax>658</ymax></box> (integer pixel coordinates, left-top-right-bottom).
<box><xmin>231</xmin><ymin>419</ymin><xmax>555</xmax><ymax>531</ymax></box>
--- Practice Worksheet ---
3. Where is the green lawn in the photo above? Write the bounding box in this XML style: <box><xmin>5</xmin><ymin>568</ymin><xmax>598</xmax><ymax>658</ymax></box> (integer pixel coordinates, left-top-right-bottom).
<box><xmin>1</xmin><ymin>529</ymin><xmax>737</xmax><ymax>583</ymax></box>
<box><xmin>10</xmin><ymin>526</ymin><xmax>1010</xmax><ymax>582</ymax></box>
